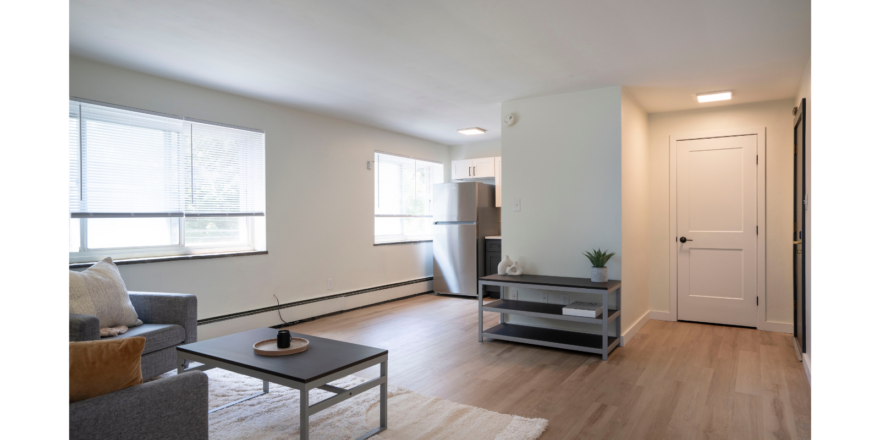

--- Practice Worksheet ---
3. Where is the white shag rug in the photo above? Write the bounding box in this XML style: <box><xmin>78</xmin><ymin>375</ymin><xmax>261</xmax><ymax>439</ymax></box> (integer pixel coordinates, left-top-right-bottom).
<box><xmin>161</xmin><ymin>368</ymin><xmax>547</xmax><ymax>440</ymax></box>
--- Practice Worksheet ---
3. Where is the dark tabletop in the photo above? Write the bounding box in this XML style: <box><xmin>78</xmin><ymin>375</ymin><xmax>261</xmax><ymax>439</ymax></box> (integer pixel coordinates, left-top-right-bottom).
<box><xmin>479</xmin><ymin>273</ymin><xmax>621</xmax><ymax>290</ymax></box>
<box><xmin>177</xmin><ymin>327</ymin><xmax>387</xmax><ymax>383</ymax></box>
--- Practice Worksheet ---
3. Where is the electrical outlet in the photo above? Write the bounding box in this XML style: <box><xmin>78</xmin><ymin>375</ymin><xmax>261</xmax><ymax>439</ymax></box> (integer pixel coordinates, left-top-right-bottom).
<box><xmin>327</xmin><ymin>278</ymin><xmax>333</xmax><ymax>290</ymax></box>
<box><xmin>541</xmin><ymin>292</ymin><xmax>548</xmax><ymax>303</ymax></box>
<box><xmin>510</xmin><ymin>289</ymin><xmax>518</xmax><ymax>301</ymax></box>
<box><xmin>513</xmin><ymin>199</ymin><xmax>521</xmax><ymax>212</ymax></box>
<box><xmin>561</xmin><ymin>294</ymin><xmax>570</xmax><ymax>305</ymax></box>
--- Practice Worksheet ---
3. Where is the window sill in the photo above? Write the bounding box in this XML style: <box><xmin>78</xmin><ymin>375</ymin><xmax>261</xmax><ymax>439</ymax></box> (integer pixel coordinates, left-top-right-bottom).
<box><xmin>374</xmin><ymin>240</ymin><xmax>433</xmax><ymax>246</ymax></box>
<box><xmin>69</xmin><ymin>250</ymin><xmax>268</xmax><ymax>269</ymax></box>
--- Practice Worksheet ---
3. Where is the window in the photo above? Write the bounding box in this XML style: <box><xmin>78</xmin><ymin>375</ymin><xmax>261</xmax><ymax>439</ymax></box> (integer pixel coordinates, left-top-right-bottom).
<box><xmin>374</xmin><ymin>152</ymin><xmax>443</xmax><ymax>244</ymax></box>
<box><xmin>69</xmin><ymin>99</ymin><xmax>266</xmax><ymax>262</ymax></box>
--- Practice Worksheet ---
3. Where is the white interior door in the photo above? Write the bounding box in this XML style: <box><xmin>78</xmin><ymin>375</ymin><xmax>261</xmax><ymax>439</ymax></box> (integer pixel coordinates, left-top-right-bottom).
<box><xmin>677</xmin><ymin>135</ymin><xmax>757</xmax><ymax>327</ymax></box>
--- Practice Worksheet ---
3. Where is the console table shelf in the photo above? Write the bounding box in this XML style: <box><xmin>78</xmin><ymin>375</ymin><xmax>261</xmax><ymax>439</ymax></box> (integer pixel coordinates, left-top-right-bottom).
<box><xmin>478</xmin><ymin>274</ymin><xmax>622</xmax><ymax>360</ymax></box>
<box><xmin>482</xmin><ymin>299</ymin><xmax>620</xmax><ymax>324</ymax></box>
<box><xmin>483</xmin><ymin>323</ymin><xmax>620</xmax><ymax>355</ymax></box>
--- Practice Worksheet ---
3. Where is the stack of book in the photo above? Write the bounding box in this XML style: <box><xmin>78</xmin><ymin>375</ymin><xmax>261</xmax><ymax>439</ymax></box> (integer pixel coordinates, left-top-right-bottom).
<box><xmin>562</xmin><ymin>301</ymin><xmax>603</xmax><ymax>318</ymax></box>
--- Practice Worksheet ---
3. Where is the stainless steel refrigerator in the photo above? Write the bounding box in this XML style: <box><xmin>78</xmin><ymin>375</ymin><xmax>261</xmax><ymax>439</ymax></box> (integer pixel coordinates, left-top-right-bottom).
<box><xmin>432</xmin><ymin>182</ymin><xmax>500</xmax><ymax>297</ymax></box>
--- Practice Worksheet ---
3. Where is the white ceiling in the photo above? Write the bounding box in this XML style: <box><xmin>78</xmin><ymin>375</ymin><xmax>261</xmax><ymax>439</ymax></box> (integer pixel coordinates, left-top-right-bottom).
<box><xmin>70</xmin><ymin>0</ymin><xmax>810</xmax><ymax>145</ymax></box>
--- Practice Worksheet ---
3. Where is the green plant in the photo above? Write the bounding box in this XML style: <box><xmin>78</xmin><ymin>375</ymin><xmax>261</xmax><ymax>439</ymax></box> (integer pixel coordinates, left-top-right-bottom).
<box><xmin>583</xmin><ymin>248</ymin><xmax>615</xmax><ymax>268</ymax></box>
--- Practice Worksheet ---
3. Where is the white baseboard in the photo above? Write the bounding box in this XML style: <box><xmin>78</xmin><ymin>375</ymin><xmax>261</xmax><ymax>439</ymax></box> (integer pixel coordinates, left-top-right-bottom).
<box><xmin>646</xmin><ymin>311</ymin><xmax>793</xmax><ymax>336</ymax></box>
<box><xmin>649</xmin><ymin>310</ymin><xmax>675</xmax><ymax>321</ymax></box>
<box><xmin>620</xmin><ymin>310</ymin><xmax>651</xmax><ymax>346</ymax></box>
<box><xmin>760</xmin><ymin>320</ymin><xmax>794</xmax><ymax>334</ymax></box>
<box><xmin>803</xmin><ymin>353</ymin><xmax>811</xmax><ymax>385</ymax></box>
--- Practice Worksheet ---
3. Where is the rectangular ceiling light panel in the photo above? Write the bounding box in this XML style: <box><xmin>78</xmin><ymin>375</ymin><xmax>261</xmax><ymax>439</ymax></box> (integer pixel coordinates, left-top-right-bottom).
<box><xmin>457</xmin><ymin>127</ymin><xmax>486</xmax><ymax>135</ymax></box>
<box><xmin>697</xmin><ymin>91</ymin><xmax>732</xmax><ymax>103</ymax></box>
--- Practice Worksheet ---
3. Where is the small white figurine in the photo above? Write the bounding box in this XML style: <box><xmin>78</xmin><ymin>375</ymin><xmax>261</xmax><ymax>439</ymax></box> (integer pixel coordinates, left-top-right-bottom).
<box><xmin>506</xmin><ymin>261</ymin><xmax>523</xmax><ymax>276</ymax></box>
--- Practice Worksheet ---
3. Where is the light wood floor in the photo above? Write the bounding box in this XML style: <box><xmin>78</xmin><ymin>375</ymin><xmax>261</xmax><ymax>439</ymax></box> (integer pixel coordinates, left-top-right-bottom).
<box><xmin>282</xmin><ymin>294</ymin><xmax>810</xmax><ymax>440</ymax></box>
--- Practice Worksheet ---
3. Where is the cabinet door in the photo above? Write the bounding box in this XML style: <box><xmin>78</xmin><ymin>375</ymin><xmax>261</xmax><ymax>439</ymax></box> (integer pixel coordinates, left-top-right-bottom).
<box><xmin>472</xmin><ymin>157</ymin><xmax>495</xmax><ymax>178</ymax></box>
<box><xmin>486</xmin><ymin>251</ymin><xmax>502</xmax><ymax>297</ymax></box>
<box><xmin>451</xmin><ymin>159</ymin><xmax>473</xmax><ymax>180</ymax></box>
<box><xmin>494</xmin><ymin>157</ymin><xmax>501</xmax><ymax>207</ymax></box>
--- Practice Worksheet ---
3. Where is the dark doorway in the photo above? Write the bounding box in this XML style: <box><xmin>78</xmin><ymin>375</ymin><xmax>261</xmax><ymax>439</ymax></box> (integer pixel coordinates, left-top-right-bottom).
<box><xmin>793</xmin><ymin>98</ymin><xmax>807</xmax><ymax>355</ymax></box>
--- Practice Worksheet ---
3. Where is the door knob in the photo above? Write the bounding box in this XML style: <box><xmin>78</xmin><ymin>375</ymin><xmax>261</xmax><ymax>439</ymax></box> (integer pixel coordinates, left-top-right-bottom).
<box><xmin>679</xmin><ymin>236</ymin><xmax>693</xmax><ymax>243</ymax></box>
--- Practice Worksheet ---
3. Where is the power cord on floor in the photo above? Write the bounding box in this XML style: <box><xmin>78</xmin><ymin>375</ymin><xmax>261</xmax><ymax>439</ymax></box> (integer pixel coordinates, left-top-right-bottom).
<box><xmin>273</xmin><ymin>294</ymin><xmax>291</xmax><ymax>326</ymax></box>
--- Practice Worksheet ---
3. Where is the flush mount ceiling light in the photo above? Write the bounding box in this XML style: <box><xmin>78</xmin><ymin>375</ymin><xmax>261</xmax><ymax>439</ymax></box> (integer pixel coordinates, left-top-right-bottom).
<box><xmin>457</xmin><ymin>127</ymin><xmax>487</xmax><ymax>135</ymax></box>
<box><xmin>697</xmin><ymin>91</ymin><xmax>732</xmax><ymax>103</ymax></box>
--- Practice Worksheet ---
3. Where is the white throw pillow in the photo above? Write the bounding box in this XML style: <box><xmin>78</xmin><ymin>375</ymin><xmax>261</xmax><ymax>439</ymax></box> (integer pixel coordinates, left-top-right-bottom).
<box><xmin>70</xmin><ymin>257</ymin><xmax>142</xmax><ymax>328</ymax></box>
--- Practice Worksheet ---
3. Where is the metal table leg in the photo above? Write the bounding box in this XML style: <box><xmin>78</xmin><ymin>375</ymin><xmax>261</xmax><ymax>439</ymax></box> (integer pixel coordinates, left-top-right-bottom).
<box><xmin>300</xmin><ymin>387</ymin><xmax>309</xmax><ymax>440</ymax></box>
<box><xmin>209</xmin><ymin>381</ymin><xmax>269</xmax><ymax>414</ymax></box>
<box><xmin>380</xmin><ymin>360</ymin><xmax>388</xmax><ymax>429</ymax></box>
<box><xmin>478</xmin><ymin>282</ymin><xmax>484</xmax><ymax>342</ymax></box>
<box><xmin>352</xmin><ymin>359</ymin><xmax>388</xmax><ymax>440</ymax></box>
<box><xmin>602</xmin><ymin>292</ymin><xmax>609</xmax><ymax>360</ymax></box>
<box><xmin>498</xmin><ymin>287</ymin><xmax>507</xmax><ymax>325</ymax></box>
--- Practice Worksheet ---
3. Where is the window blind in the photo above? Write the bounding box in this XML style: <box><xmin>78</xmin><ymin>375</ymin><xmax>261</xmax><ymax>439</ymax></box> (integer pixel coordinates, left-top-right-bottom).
<box><xmin>69</xmin><ymin>101</ymin><xmax>188</xmax><ymax>217</ymax></box>
<box><xmin>68</xmin><ymin>99</ymin><xmax>265</xmax><ymax>218</ymax></box>
<box><xmin>188</xmin><ymin>121</ymin><xmax>265</xmax><ymax>216</ymax></box>
<box><xmin>69</xmin><ymin>101</ymin><xmax>80</xmax><ymax>208</ymax></box>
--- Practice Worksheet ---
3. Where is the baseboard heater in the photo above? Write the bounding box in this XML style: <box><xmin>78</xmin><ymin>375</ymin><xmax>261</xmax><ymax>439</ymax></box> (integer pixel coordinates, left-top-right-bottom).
<box><xmin>197</xmin><ymin>277</ymin><xmax>433</xmax><ymax>326</ymax></box>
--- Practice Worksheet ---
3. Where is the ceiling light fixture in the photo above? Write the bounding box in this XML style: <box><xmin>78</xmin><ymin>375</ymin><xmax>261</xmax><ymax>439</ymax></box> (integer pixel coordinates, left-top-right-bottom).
<box><xmin>457</xmin><ymin>127</ymin><xmax>487</xmax><ymax>135</ymax></box>
<box><xmin>697</xmin><ymin>91</ymin><xmax>732</xmax><ymax>103</ymax></box>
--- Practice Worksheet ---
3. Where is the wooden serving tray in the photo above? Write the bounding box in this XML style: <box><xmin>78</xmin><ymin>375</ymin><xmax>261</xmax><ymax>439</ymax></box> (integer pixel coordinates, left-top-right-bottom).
<box><xmin>253</xmin><ymin>337</ymin><xmax>309</xmax><ymax>356</ymax></box>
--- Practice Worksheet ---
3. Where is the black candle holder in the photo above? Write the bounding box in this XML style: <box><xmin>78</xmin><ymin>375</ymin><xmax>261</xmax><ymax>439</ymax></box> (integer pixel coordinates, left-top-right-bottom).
<box><xmin>277</xmin><ymin>330</ymin><xmax>291</xmax><ymax>348</ymax></box>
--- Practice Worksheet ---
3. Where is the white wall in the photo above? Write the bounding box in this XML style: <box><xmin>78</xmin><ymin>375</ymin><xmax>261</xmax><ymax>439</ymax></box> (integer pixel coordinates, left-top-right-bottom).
<box><xmin>795</xmin><ymin>59</ymin><xmax>811</xmax><ymax>375</ymax></box>
<box><xmin>500</xmin><ymin>87</ymin><xmax>627</xmax><ymax>335</ymax></box>
<box><xmin>647</xmin><ymin>99</ymin><xmax>795</xmax><ymax>328</ymax></box>
<box><xmin>621</xmin><ymin>89</ymin><xmax>651</xmax><ymax>337</ymax></box>
<box><xmin>449</xmin><ymin>139</ymin><xmax>502</xmax><ymax>161</ymax></box>
<box><xmin>69</xmin><ymin>57</ymin><xmax>450</xmax><ymax>338</ymax></box>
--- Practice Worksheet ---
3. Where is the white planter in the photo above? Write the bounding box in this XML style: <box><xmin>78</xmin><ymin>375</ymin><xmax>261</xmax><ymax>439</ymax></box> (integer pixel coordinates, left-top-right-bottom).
<box><xmin>498</xmin><ymin>255</ymin><xmax>513</xmax><ymax>275</ymax></box>
<box><xmin>591</xmin><ymin>267</ymin><xmax>608</xmax><ymax>283</ymax></box>
<box><xmin>506</xmin><ymin>261</ymin><xmax>523</xmax><ymax>276</ymax></box>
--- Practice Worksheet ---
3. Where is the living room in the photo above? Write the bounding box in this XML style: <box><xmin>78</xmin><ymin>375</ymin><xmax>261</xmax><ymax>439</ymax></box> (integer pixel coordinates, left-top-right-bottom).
<box><xmin>5</xmin><ymin>1</ymin><xmax>878</xmax><ymax>439</ymax></box>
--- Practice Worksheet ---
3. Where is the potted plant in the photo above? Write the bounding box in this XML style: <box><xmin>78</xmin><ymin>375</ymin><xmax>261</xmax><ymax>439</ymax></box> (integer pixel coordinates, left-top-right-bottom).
<box><xmin>583</xmin><ymin>248</ymin><xmax>615</xmax><ymax>282</ymax></box>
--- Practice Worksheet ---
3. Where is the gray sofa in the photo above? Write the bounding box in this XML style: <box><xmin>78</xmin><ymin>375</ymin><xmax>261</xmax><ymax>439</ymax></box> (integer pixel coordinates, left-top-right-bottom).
<box><xmin>69</xmin><ymin>291</ymin><xmax>197</xmax><ymax>379</ymax></box>
<box><xmin>69</xmin><ymin>371</ymin><xmax>209</xmax><ymax>440</ymax></box>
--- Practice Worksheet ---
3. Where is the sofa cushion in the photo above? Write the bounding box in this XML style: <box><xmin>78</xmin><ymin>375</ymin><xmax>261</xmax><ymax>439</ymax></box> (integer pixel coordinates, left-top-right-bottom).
<box><xmin>106</xmin><ymin>323</ymin><xmax>185</xmax><ymax>354</ymax></box>
<box><xmin>70</xmin><ymin>337</ymin><xmax>144</xmax><ymax>403</ymax></box>
<box><xmin>70</xmin><ymin>257</ymin><xmax>142</xmax><ymax>328</ymax></box>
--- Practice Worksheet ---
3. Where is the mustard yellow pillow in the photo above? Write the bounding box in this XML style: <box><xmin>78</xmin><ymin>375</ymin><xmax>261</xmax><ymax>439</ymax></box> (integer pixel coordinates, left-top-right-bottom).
<box><xmin>69</xmin><ymin>337</ymin><xmax>145</xmax><ymax>403</ymax></box>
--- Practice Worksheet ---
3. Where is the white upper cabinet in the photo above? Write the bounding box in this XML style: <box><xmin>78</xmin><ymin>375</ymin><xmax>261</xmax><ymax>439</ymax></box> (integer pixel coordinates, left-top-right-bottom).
<box><xmin>452</xmin><ymin>160</ymin><xmax>472</xmax><ymax>180</ymax></box>
<box><xmin>494</xmin><ymin>157</ymin><xmax>501</xmax><ymax>207</ymax></box>
<box><xmin>472</xmin><ymin>157</ymin><xmax>495</xmax><ymax>178</ymax></box>
<box><xmin>452</xmin><ymin>157</ymin><xmax>497</xmax><ymax>180</ymax></box>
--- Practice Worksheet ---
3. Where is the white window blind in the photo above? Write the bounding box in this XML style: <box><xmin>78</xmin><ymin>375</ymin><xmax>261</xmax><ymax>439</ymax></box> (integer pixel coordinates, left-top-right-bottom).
<box><xmin>374</xmin><ymin>151</ymin><xmax>443</xmax><ymax>244</ymax></box>
<box><xmin>69</xmin><ymin>101</ymin><xmax>80</xmax><ymax>213</ymax></box>
<box><xmin>68</xmin><ymin>99</ymin><xmax>265</xmax><ymax>219</ymax></box>
<box><xmin>188</xmin><ymin>120</ymin><xmax>266</xmax><ymax>216</ymax></box>
<box><xmin>70</xmin><ymin>101</ymin><xmax>188</xmax><ymax>217</ymax></box>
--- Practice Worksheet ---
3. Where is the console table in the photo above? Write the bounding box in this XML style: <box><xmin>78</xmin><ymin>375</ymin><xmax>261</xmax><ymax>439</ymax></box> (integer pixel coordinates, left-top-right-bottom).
<box><xmin>478</xmin><ymin>274</ymin><xmax>622</xmax><ymax>360</ymax></box>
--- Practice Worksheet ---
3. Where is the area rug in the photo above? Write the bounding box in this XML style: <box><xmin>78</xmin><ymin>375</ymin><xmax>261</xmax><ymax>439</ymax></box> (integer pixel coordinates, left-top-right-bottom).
<box><xmin>161</xmin><ymin>368</ymin><xmax>547</xmax><ymax>439</ymax></box>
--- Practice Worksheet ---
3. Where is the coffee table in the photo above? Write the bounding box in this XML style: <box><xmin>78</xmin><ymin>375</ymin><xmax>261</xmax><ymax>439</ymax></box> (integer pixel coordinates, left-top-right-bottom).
<box><xmin>176</xmin><ymin>327</ymin><xmax>388</xmax><ymax>440</ymax></box>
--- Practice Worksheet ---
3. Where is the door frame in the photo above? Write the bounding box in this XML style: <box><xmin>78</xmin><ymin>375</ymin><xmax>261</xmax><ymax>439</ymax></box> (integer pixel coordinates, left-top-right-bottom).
<box><xmin>668</xmin><ymin>127</ymin><xmax>770</xmax><ymax>330</ymax></box>
<box><xmin>793</xmin><ymin>98</ymin><xmax>807</xmax><ymax>352</ymax></box>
